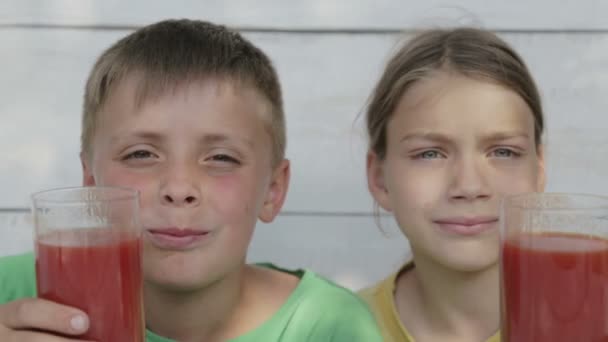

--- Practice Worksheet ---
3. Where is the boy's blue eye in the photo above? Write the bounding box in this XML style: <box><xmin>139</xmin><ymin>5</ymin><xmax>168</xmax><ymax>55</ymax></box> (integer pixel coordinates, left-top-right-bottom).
<box><xmin>123</xmin><ymin>150</ymin><xmax>154</xmax><ymax>160</ymax></box>
<box><xmin>211</xmin><ymin>154</ymin><xmax>240</xmax><ymax>164</ymax></box>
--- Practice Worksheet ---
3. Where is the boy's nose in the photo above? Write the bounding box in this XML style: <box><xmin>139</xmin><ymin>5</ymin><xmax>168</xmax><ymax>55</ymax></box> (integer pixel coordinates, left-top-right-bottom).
<box><xmin>160</xmin><ymin>167</ymin><xmax>201</xmax><ymax>207</ymax></box>
<box><xmin>162</xmin><ymin>193</ymin><xmax>199</xmax><ymax>207</ymax></box>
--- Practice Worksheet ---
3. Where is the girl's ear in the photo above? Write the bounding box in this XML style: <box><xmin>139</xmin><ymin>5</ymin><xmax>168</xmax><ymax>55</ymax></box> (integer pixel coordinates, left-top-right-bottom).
<box><xmin>367</xmin><ymin>151</ymin><xmax>392</xmax><ymax>212</ymax></box>
<box><xmin>536</xmin><ymin>145</ymin><xmax>546</xmax><ymax>192</ymax></box>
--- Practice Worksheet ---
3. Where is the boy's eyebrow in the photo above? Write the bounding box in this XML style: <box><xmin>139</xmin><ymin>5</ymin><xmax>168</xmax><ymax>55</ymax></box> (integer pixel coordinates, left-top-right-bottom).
<box><xmin>112</xmin><ymin>132</ymin><xmax>255</xmax><ymax>148</ymax></box>
<box><xmin>199</xmin><ymin>133</ymin><xmax>255</xmax><ymax>148</ymax></box>
<box><xmin>111</xmin><ymin>131</ymin><xmax>165</xmax><ymax>143</ymax></box>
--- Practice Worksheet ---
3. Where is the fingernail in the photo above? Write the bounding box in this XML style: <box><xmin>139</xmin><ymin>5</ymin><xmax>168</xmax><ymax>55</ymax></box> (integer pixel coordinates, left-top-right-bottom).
<box><xmin>70</xmin><ymin>314</ymin><xmax>88</xmax><ymax>331</ymax></box>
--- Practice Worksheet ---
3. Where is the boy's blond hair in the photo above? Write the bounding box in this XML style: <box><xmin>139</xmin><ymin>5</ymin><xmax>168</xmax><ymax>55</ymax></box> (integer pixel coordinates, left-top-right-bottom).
<box><xmin>81</xmin><ymin>19</ymin><xmax>285</xmax><ymax>166</ymax></box>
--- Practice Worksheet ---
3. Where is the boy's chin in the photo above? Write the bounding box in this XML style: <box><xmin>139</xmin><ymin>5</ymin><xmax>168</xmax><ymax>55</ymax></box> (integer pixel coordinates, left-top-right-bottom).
<box><xmin>143</xmin><ymin>254</ymin><xmax>242</xmax><ymax>292</ymax></box>
<box><xmin>145</xmin><ymin>274</ymin><xmax>214</xmax><ymax>293</ymax></box>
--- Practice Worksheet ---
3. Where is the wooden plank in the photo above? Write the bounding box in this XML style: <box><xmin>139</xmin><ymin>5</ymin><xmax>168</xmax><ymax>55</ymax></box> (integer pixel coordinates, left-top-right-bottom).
<box><xmin>0</xmin><ymin>211</ymin><xmax>408</xmax><ymax>290</ymax></box>
<box><xmin>1</xmin><ymin>29</ymin><xmax>608</xmax><ymax>212</ymax></box>
<box><xmin>250</xmin><ymin>215</ymin><xmax>407</xmax><ymax>290</ymax></box>
<box><xmin>0</xmin><ymin>212</ymin><xmax>33</xmax><ymax>257</ymax></box>
<box><xmin>1</xmin><ymin>0</ymin><xmax>608</xmax><ymax>31</ymax></box>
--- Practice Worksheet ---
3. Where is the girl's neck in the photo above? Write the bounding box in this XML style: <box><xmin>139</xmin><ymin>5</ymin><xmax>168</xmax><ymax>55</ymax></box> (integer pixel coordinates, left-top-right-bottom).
<box><xmin>394</xmin><ymin>253</ymin><xmax>500</xmax><ymax>341</ymax></box>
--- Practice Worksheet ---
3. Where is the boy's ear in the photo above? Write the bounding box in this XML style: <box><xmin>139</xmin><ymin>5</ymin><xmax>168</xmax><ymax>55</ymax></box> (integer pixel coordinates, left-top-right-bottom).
<box><xmin>259</xmin><ymin>159</ymin><xmax>290</xmax><ymax>223</ymax></box>
<box><xmin>367</xmin><ymin>151</ymin><xmax>392</xmax><ymax>212</ymax></box>
<box><xmin>80</xmin><ymin>152</ymin><xmax>96</xmax><ymax>186</ymax></box>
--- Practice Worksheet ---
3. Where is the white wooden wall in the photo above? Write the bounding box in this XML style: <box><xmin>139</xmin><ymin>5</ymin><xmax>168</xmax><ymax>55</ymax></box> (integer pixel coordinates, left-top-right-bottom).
<box><xmin>1</xmin><ymin>1</ymin><xmax>608</xmax><ymax>289</ymax></box>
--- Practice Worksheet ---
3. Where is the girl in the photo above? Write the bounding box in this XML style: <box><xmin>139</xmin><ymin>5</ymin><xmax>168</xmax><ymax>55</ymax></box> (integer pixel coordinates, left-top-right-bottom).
<box><xmin>359</xmin><ymin>28</ymin><xmax>545</xmax><ymax>342</ymax></box>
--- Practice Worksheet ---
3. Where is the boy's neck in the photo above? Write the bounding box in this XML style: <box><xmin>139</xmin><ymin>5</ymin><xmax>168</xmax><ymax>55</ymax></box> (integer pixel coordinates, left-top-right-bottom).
<box><xmin>143</xmin><ymin>264</ymin><xmax>299</xmax><ymax>342</ymax></box>
<box><xmin>394</xmin><ymin>252</ymin><xmax>500</xmax><ymax>342</ymax></box>
<box><xmin>143</xmin><ymin>265</ymin><xmax>245</xmax><ymax>342</ymax></box>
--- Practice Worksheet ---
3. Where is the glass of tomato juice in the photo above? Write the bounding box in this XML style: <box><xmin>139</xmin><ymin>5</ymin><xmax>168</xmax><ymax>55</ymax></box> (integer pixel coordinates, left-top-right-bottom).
<box><xmin>500</xmin><ymin>193</ymin><xmax>608</xmax><ymax>342</ymax></box>
<box><xmin>32</xmin><ymin>186</ymin><xmax>144</xmax><ymax>342</ymax></box>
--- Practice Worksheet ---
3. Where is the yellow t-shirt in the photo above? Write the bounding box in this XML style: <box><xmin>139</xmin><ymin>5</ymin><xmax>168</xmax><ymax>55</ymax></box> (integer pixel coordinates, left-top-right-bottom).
<box><xmin>359</xmin><ymin>264</ymin><xmax>500</xmax><ymax>342</ymax></box>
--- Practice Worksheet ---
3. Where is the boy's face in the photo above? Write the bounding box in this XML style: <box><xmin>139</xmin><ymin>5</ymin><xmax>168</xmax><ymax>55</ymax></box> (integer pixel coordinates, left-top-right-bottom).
<box><xmin>368</xmin><ymin>73</ymin><xmax>544</xmax><ymax>273</ymax></box>
<box><xmin>81</xmin><ymin>76</ymin><xmax>289</xmax><ymax>291</ymax></box>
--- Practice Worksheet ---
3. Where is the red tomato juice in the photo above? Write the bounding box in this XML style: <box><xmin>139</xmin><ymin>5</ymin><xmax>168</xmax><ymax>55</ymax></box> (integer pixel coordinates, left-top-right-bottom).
<box><xmin>36</xmin><ymin>229</ymin><xmax>144</xmax><ymax>341</ymax></box>
<box><xmin>501</xmin><ymin>232</ymin><xmax>608</xmax><ymax>341</ymax></box>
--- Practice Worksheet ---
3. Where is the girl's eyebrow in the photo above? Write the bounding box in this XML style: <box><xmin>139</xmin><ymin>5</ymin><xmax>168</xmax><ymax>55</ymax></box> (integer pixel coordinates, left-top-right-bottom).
<box><xmin>480</xmin><ymin>132</ymin><xmax>530</xmax><ymax>144</ymax></box>
<box><xmin>400</xmin><ymin>131</ymin><xmax>530</xmax><ymax>144</ymax></box>
<box><xmin>400</xmin><ymin>132</ymin><xmax>453</xmax><ymax>144</ymax></box>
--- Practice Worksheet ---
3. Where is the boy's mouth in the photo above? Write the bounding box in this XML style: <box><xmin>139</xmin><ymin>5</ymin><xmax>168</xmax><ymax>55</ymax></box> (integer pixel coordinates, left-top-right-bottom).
<box><xmin>146</xmin><ymin>228</ymin><xmax>210</xmax><ymax>250</ymax></box>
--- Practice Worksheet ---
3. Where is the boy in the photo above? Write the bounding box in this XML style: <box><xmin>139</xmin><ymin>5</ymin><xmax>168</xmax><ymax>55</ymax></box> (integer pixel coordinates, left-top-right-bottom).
<box><xmin>0</xmin><ymin>19</ymin><xmax>381</xmax><ymax>341</ymax></box>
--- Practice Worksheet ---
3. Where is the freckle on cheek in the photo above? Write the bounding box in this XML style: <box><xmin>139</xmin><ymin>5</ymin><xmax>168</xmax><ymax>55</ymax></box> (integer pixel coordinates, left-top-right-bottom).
<box><xmin>215</xmin><ymin>174</ymin><xmax>237</xmax><ymax>187</ymax></box>
<box><xmin>421</xmin><ymin>202</ymin><xmax>434</xmax><ymax>211</ymax></box>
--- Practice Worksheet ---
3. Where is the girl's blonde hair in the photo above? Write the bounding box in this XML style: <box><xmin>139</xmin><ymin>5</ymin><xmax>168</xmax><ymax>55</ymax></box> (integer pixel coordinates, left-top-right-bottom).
<box><xmin>366</xmin><ymin>28</ymin><xmax>543</xmax><ymax>159</ymax></box>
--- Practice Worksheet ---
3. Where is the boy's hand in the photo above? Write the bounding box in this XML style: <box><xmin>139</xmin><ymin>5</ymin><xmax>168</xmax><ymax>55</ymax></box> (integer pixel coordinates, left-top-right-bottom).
<box><xmin>0</xmin><ymin>298</ymin><xmax>92</xmax><ymax>341</ymax></box>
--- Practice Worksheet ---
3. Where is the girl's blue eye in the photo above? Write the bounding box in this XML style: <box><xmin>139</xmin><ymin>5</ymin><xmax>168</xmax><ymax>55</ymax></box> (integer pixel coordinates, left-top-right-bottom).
<box><xmin>492</xmin><ymin>148</ymin><xmax>520</xmax><ymax>158</ymax></box>
<box><xmin>414</xmin><ymin>150</ymin><xmax>443</xmax><ymax>159</ymax></box>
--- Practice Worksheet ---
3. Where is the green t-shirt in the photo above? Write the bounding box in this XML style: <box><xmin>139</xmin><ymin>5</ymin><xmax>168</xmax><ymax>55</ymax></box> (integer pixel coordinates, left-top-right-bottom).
<box><xmin>0</xmin><ymin>253</ymin><xmax>381</xmax><ymax>341</ymax></box>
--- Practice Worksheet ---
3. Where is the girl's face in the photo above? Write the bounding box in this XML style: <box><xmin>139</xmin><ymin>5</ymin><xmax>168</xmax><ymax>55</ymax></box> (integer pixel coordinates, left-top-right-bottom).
<box><xmin>368</xmin><ymin>72</ymin><xmax>545</xmax><ymax>272</ymax></box>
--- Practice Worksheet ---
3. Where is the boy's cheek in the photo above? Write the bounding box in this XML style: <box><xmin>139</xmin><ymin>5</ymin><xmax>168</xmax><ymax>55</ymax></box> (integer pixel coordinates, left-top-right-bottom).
<box><xmin>97</xmin><ymin>167</ymin><xmax>156</xmax><ymax>192</ymax></box>
<box><xmin>210</xmin><ymin>175</ymin><xmax>262</xmax><ymax>216</ymax></box>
